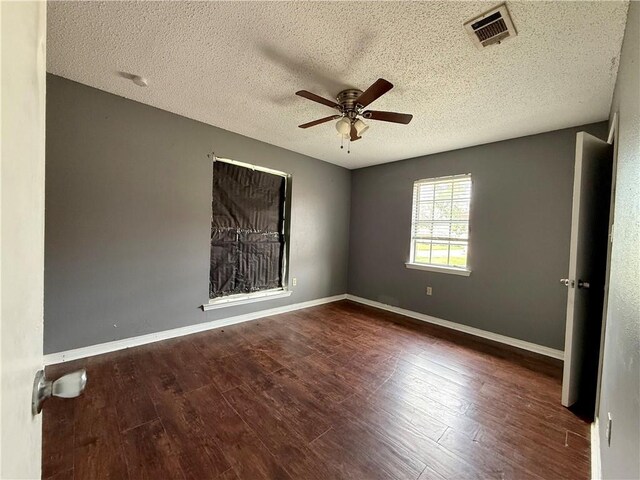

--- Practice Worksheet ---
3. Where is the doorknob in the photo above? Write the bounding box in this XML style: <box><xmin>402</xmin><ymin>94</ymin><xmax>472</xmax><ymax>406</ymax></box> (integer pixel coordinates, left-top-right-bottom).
<box><xmin>560</xmin><ymin>278</ymin><xmax>574</xmax><ymax>287</ymax></box>
<box><xmin>577</xmin><ymin>280</ymin><xmax>590</xmax><ymax>289</ymax></box>
<box><xmin>32</xmin><ymin>369</ymin><xmax>87</xmax><ymax>415</ymax></box>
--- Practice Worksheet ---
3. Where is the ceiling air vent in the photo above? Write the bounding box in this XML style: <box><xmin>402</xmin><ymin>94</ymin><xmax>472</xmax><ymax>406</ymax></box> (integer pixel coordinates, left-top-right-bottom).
<box><xmin>464</xmin><ymin>3</ymin><xmax>517</xmax><ymax>49</ymax></box>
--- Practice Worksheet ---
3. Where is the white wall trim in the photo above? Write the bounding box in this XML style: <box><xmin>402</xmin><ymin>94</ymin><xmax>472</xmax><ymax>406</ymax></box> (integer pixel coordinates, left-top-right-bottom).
<box><xmin>44</xmin><ymin>294</ymin><xmax>347</xmax><ymax>365</ymax></box>
<box><xmin>346</xmin><ymin>294</ymin><xmax>564</xmax><ymax>360</ymax></box>
<box><xmin>591</xmin><ymin>419</ymin><xmax>601</xmax><ymax>480</ymax></box>
<box><xmin>202</xmin><ymin>289</ymin><xmax>292</xmax><ymax>310</ymax></box>
<box><xmin>212</xmin><ymin>156</ymin><xmax>289</xmax><ymax>178</ymax></box>
<box><xmin>405</xmin><ymin>262</ymin><xmax>472</xmax><ymax>276</ymax></box>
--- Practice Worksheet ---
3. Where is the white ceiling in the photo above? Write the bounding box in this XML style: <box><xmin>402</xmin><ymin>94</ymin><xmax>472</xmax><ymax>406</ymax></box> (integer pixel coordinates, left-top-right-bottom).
<box><xmin>47</xmin><ymin>1</ymin><xmax>628</xmax><ymax>169</ymax></box>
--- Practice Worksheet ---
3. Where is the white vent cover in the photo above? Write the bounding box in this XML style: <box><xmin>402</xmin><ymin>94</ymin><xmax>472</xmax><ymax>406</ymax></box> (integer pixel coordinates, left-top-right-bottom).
<box><xmin>464</xmin><ymin>3</ymin><xmax>517</xmax><ymax>49</ymax></box>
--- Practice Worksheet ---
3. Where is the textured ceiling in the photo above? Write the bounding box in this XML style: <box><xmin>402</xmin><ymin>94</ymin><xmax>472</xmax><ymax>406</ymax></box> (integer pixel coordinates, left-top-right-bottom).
<box><xmin>47</xmin><ymin>1</ymin><xmax>628</xmax><ymax>169</ymax></box>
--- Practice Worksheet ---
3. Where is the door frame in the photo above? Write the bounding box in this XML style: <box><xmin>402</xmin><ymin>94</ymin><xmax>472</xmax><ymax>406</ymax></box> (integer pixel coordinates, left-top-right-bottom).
<box><xmin>594</xmin><ymin>113</ymin><xmax>619</xmax><ymax>416</ymax></box>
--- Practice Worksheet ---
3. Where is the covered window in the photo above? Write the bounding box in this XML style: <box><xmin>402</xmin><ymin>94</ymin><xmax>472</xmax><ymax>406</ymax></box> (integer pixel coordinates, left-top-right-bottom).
<box><xmin>408</xmin><ymin>174</ymin><xmax>472</xmax><ymax>274</ymax></box>
<box><xmin>209</xmin><ymin>159</ymin><xmax>289</xmax><ymax>301</ymax></box>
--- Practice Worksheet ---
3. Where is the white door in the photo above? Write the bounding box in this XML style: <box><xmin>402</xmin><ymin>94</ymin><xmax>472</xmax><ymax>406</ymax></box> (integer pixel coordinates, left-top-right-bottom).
<box><xmin>1</xmin><ymin>2</ymin><xmax>47</xmax><ymax>478</ymax></box>
<box><xmin>562</xmin><ymin>132</ymin><xmax>613</xmax><ymax>408</ymax></box>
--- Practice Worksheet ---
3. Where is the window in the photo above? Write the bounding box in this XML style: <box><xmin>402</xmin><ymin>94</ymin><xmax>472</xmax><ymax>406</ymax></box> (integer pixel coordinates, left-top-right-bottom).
<box><xmin>407</xmin><ymin>174</ymin><xmax>472</xmax><ymax>275</ymax></box>
<box><xmin>207</xmin><ymin>158</ymin><xmax>290</xmax><ymax>306</ymax></box>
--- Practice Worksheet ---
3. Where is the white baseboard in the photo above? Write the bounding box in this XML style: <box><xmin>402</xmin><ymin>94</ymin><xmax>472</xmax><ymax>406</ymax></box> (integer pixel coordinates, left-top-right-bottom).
<box><xmin>591</xmin><ymin>419</ymin><xmax>601</xmax><ymax>480</ymax></box>
<box><xmin>44</xmin><ymin>293</ymin><xmax>347</xmax><ymax>365</ymax></box>
<box><xmin>346</xmin><ymin>294</ymin><xmax>564</xmax><ymax>360</ymax></box>
<box><xmin>45</xmin><ymin>292</ymin><xmax>563</xmax><ymax>365</ymax></box>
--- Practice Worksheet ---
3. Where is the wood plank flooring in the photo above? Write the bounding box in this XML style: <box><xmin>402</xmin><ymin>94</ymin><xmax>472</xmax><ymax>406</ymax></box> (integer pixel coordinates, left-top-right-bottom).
<box><xmin>43</xmin><ymin>300</ymin><xmax>590</xmax><ymax>480</ymax></box>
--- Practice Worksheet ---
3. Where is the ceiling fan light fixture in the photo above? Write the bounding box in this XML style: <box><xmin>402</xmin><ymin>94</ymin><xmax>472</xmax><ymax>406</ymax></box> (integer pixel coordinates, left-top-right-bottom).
<box><xmin>296</xmin><ymin>78</ymin><xmax>413</xmax><ymax>153</ymax></box>
<box><xmin>354</xmin><ymin>119</ymin><xmax>369</xmax><ymax>136</ymax></box>
<box><xmin>335</xmin><ymin>117</ymin><xmax>351</xmax><ymax>135</ymax></box>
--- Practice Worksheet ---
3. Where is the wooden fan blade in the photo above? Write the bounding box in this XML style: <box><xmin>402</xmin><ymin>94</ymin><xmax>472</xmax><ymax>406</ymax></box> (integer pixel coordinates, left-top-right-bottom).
<box><xmin>363</xmin><ymin>110</ymin><xmax>413</xmax><ymax>124</ymax></box>
<box><xmin>350</xmin><ymin>123</ymin><xmax>362</xmax><ymax>141</ymax></box>
<box><xmin>296</xmin><ymin>90</ymin><xmax>341</xmax><ymax>109</ymax></box>
<box><xmin>355</xmin><ymin>78</ymin><xmax>393</xmax><ymax>108</ymax></box>
<box><xmin>298</xmin><ymin>115</ymin><xmax>341</xmax><ymax>129</ymax></box>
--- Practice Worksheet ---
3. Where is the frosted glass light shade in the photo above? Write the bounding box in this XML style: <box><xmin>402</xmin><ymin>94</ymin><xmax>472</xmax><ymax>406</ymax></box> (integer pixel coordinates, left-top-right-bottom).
<box><xmin>354</xmin><ymin>119</ymin><xmax>369</xmax><ymax>136</ymax></box>
<box><xmin>335</xmin><ymin>117</ymin><xmax>351</xmax><ymax>135</ymax></box>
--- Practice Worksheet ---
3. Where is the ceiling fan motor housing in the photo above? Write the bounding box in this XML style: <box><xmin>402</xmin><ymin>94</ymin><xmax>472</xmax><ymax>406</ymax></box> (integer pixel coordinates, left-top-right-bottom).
<box><xmin>337</xmin><ymin>89</ymin><xmax>364</xmax><ymax>118</ymax></box>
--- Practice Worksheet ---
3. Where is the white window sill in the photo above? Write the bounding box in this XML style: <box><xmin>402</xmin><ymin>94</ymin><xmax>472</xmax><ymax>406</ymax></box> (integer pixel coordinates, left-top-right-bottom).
<box><xmin>202</xmin><ymin>289</ymin><xmax>292</xmax><ymax>311</ymax></box>
<box><xmin>405</xmin><ymin>263</ymin><xmax>472</xmax><ymax>277</ymax></box>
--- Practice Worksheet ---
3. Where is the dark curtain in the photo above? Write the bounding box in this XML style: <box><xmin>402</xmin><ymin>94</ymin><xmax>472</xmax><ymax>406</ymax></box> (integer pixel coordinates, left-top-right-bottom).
<box><xmin>210</xmin><ymin>161</ymin><xmax>286</xmax><ymax>298</ymax></box>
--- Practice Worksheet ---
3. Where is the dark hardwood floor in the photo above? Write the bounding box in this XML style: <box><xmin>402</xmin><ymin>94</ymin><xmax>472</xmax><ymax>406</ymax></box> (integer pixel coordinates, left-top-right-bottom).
<box><xmin>43</xmin><ymin>300</ymin><xmax>590</xmax><ymax>480</ymax></box>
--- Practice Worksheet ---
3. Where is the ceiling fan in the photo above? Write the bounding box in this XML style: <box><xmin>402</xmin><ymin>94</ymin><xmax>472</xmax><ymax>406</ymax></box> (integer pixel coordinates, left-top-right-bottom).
<box><xmin>296</xmin><ymin>78</ymin><xmax>413</xmax><ymax>152</ymax></box>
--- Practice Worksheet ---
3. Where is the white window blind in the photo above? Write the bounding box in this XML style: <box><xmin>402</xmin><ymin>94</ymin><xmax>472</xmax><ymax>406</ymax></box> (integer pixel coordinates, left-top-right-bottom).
<box><xmin>410</xmin><ymin>174</ymin><xmax>472</xmax><ymax>269</ymax></box>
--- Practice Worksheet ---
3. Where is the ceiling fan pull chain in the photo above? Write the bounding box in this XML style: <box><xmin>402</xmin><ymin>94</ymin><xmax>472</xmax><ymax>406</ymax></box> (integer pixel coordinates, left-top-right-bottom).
<box><xmin>347</xmin><ymin>137</ymin><xmax>351</xmax><ymax>154</ymax></box>
<box><xmin>340</xmin><ymin>135</ymin><xmax>344</xmax><ymax>150</ymax></box>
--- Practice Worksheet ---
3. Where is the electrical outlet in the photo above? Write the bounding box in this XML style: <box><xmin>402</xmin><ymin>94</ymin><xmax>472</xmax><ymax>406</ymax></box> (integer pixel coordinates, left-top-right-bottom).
<box><xmin>606</xmin><ymin>412</ymin><xmax>612</xmax><ymax>446</ymax></box>
<box><xmin>426</xmin><ymin>286</ymin><xmax>432</xmax><ymax>296</ymax></box>
<box><xmin>292</xmin><ymin>277</ymin><xmax>297</xmax><ymax>287</ymax></box>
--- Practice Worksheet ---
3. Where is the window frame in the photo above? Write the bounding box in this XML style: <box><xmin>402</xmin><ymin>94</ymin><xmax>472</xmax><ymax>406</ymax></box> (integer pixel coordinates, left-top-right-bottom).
<box><xmin>202</xmin><ymin>156</ymin><xmax>292</xmax><ymax>310</ymax></box>
<box><xmin>406</xmin><ymin>173</ymin><xmax>472</xmax><ymax>276</ymax></box>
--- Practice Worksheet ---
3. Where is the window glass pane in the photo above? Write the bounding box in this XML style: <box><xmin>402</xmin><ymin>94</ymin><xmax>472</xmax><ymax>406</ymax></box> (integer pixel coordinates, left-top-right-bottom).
<box><xmin>434</xmin><ymin>183</ymin><xmax>452</xmax><ymax>200</ymax></box>
<box><xmin>414</xmin><ymin>222</ymin><xmax>433</xmax><ymax>237</ymax></box>
<box><xmin>451</xmin><ymin>201</ymin><xmax>470</xmax><ymax>220</ymax></box>
<box><xmin>430</xmin><ymin>242</ymin><xmax>449</xmax><ymax>265</ymax></box>
<box><xmin>449</xmin><ymin>243</ymin><xmax>468</xmax><ymax>267</ymax></box>
<box><xmin>414</xmin><ymin>241</ymin><xmax>431</xmax><ymax>264</ymax></box>
<box><xmin>433</xmin><ymin>201</ymin><xmax>451</xmax><ymax>220</ymax></box>
<box><xmin>418</xmin><ymin>184</ymin><xmax>434</xmax><ymax>201</ymax></box>
<box><xmin>450</xmin><ymin>222</ymin><xmax>468</xmax><ymax>239</ymax></box>
<box><xmin>452</xmin><ymin>181</ymin><xmax>471</xmax><ymax>200</ymax></box>
<box><xmin>432</xmin><ymin>222</ymin><xmax>451</xmax><ymax>239</ymax></box>
<box><xmin>417</xmin><ymin>203</ymin><xmax>433</xmax><ymax>220</ymax></box>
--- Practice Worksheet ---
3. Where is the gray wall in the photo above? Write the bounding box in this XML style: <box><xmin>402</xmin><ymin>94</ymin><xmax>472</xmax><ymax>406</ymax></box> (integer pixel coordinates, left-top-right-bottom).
<box><xmin>598</xmin><ymin>2</ymin><xmax>640</xmax><ymax>478</ymax></box>
<box><xmin>45</xmin><ymin>75</ymin><xmax>350</xmax><ymax>354</ymax></box>
<box><xmin>348</xmin><ymin>122</ymin><xmax>608</xmax><ymax>351</ymax></box>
